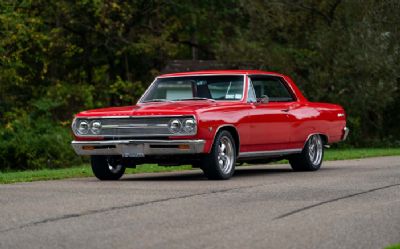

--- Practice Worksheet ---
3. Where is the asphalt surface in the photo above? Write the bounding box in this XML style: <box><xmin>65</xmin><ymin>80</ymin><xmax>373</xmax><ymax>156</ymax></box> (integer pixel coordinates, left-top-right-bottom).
<box><xmin>1</xmin><ymin>156</ymin><xmax>400</xmax><ymax>249</ymax></box>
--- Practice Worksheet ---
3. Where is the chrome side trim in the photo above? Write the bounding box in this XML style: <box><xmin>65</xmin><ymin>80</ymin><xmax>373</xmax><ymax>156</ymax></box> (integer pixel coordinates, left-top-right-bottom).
<box><xmin>238</xmin><ymin>148</ymin><xmax>302</xmax><ymax>158</ymax></box>
<box><xmin>71</xmin><ymin>139</ymin><xmax>206</xmax><ymax>157</ymax></box>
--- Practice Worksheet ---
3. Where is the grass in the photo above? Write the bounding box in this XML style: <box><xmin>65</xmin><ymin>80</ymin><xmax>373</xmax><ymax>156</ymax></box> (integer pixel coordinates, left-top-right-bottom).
<box><xmin>385</xmin><ymin>244</ymin><xmax>400</xmax><ymax>249</ymax></box>
<box><xmin>0</xmin><ymin>164</ymin><xmax>191</xmax><ymax>184</ymax></box>
<box><xmin>1</xmin><ymin>148</ymin><xmax>400</xmax><ymax>184</ymax></box>
<box><xmin>324</xmin><ymin>148</ymin><xmax>400</xmax><ymax>161</ymax></box>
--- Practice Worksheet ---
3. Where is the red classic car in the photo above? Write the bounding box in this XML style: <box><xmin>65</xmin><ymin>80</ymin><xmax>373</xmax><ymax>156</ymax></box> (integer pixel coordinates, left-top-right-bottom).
<box><xmin>71</xmin><ymin>70</ymin><xmax>348</xmax><ymax>180</ymax></box>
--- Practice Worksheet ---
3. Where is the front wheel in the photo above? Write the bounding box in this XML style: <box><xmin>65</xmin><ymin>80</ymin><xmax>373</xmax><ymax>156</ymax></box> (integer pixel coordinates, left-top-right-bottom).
<box><xmin>91</xmin><ymin>156</ymin><xmax>126</xmax><ymax>180</ymax></box>
<box><xmin>289</xmin><ymin>134</ymin><xmax>324</xmax><ymax>171</ymax></box>
<box><xmin>201</xmin><ymin>130</ymin><xmax>236</xmax><ymax>180</ymax></box>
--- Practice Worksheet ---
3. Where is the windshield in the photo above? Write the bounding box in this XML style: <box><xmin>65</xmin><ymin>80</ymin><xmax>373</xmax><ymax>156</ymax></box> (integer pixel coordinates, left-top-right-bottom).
<box><xmin>140</xmin><ymin>75</ymin><xmax>244</xmax><ymax>103</ymax></box>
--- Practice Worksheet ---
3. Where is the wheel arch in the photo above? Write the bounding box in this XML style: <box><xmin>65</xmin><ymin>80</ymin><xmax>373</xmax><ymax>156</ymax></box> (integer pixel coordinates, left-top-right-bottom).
<box><xmin>304</xmin><ymin>133</ymin><xmax>329</xmax><ymax>148</ymax></box>
<box><xmin>212</xmin><ymin>125</ymin><xmax>240</xmax><ymax>156</ymax></box>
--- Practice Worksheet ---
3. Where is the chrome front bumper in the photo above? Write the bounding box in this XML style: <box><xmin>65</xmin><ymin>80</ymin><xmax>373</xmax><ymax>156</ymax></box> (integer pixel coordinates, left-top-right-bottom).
<box><xmin>342</xmin><ymin>127</ymin><xmax>350</xmax><ymax>141</ymax></box>
<box><xmin>71</xmin><ymin>139</ymin><xmax>206</xmax><ymax>157</ymax></box>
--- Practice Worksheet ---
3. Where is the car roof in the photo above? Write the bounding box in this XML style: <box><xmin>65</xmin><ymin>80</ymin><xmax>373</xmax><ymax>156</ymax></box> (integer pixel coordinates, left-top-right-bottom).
<box><xmin>158</xmin><ymin>70</ymin><xmax>285</xmax><ymax>78</ymax></box>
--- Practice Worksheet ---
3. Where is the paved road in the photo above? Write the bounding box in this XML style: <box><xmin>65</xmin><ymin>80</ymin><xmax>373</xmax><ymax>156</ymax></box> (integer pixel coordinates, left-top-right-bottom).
<box><xmin>1</xmin><ymin>156</ymin><xmax>400</xmax><ymax>249</ymax></box>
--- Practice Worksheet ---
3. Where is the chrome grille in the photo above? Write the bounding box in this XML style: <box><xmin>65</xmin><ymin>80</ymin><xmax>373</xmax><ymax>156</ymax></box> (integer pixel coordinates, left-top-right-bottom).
<box><xmin>74</xmin><ymin>116</ymin><xmax>195</xmax><ymax>137</ymax></box>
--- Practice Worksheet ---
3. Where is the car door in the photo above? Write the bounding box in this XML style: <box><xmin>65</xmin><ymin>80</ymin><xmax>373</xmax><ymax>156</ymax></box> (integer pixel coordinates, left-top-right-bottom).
<box><xmin>245</xmin><ymin>75</ymin><xmax>298</xmax><ymax>151</ymax></box>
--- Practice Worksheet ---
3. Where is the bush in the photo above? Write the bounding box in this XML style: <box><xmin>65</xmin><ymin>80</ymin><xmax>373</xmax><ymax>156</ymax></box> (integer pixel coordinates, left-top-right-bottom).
<box><xmin>0</xmin><ymin>114</ymin><xmax>83</xmax><ymax>171</ymax></box>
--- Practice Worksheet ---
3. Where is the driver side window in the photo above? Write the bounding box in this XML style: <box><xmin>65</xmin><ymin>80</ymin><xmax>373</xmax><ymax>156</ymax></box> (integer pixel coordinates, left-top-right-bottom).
<box><xmin>250</xmin><ymin>76</ymin><xmax>295</xmax><ymax>102</ymax></box>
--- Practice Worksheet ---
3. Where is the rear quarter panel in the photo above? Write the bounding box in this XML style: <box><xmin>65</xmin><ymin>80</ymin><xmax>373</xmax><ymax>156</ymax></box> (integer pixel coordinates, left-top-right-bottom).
<box><xmin>290</xmin><ymin>102</ymin><xmax>346</xmax><ymax>148</ymax></box>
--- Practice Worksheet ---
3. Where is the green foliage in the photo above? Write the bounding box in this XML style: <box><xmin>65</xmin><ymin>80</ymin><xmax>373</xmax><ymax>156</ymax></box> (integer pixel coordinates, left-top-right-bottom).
<box><xmin>0</xmin><ymin>0</ymin><xmax>399</xmax><ymax>170</ymax></box>
<box><xmin>0</xmin><ymin>113</ymin><xmax>83</xmax><ymax>170</ymax></box>
<box><xmin>108</xmin><ymin>77</ymin><xmax>145</xmax><ymax>106</ymax></box>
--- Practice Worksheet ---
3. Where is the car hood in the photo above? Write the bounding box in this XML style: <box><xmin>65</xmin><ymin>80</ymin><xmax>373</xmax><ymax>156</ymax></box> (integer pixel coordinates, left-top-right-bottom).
<box><xmin>76</xmin><ymin>101</ymin><xmax>219</xmax><ymax>117</ymax></box>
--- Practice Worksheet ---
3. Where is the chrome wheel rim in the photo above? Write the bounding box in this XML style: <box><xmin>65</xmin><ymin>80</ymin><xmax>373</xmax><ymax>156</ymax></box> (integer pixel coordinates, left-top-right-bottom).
<box><xmin>106</xmin><ymin>157</ymin><xmax>123</xmax><ymax>174</ymax></box>
<box><xmin>217</xmin><ymin>136</ymin><xmax>234</xmax><ymax>174</ymax></box>
<box><xmin>308</xmin><ymin>135</ymin><xmax>323</xmax><ymax>165</ymax></box>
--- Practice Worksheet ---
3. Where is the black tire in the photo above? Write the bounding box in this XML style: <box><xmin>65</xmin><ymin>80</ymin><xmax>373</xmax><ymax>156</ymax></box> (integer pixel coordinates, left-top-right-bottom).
<box><xmin>91</xmin><ymin>156</ymin><xmax>126</xmax><ymax>180</ymax></box>
<box><xmin>289</xmin><ymin>134</ymin><xmax>324</xmax><ymax>171</ymax></box>
<box><xmin>201</xmin><ymin>130</ymin><xmax>236</xmax><ymax>180</ymax></box>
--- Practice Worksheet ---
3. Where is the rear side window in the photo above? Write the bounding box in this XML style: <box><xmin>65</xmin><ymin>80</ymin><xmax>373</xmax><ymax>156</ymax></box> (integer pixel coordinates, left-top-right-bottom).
<box><xmin>250</xmin><ymin>76</ymin><xmax>295</xmax><ymax>102</ymax></box>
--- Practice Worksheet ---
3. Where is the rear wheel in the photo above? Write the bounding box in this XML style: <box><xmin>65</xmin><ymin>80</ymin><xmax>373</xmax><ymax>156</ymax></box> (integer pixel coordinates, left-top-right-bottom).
<box><xmin>201</xmin><ymin>130</ymin><xmax>236</xmax><ymax>180</ymax></box>
<box><xmin>91</xmin><ymin>156</ymin><xmax>126</xmax><ymax>180</ymax></box>
<box><xmin>289</xmin><ymin>134</ymin><xmax>324</xmax><ymax>171</ymax></box>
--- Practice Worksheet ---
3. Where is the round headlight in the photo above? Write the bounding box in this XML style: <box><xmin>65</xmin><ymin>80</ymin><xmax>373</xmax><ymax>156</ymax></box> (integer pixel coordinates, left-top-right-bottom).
<box><xmin>77</xmin><ymin>120</ymin><xmax>89</xmax><ymax>135</ymax></box>
<box><xmin>169</xmin><ymin>119</ymin><xmax>182</xmax><ymax>133</ymax></box>
<box><xmin>183</xmin><ymin>119</ymin><xmax>196</xmax><ymax>133</ymax></box>
<box><xmin>90</xmin><ymin>120</ymin><xmax>102</xmax><ymax>134</ymax></box>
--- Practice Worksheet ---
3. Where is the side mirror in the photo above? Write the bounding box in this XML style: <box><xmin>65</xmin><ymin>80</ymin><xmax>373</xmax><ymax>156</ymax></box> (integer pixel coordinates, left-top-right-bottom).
<box><xmin>257</xmin><ymin>95</ymin><xmax>269</xmax><ymax>104</ymax></box>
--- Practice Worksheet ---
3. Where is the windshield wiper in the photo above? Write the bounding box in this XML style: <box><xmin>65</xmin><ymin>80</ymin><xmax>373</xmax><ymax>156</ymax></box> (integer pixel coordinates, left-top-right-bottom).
<box><xmin>174</xmin><ymin>97</ymin><xmax>215</xmax><ymax>102</ymax></box>
<box><xmin>142</xmin><ymin>99</ymin><xmax>170</xmax><ymax>103</ymax></box>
